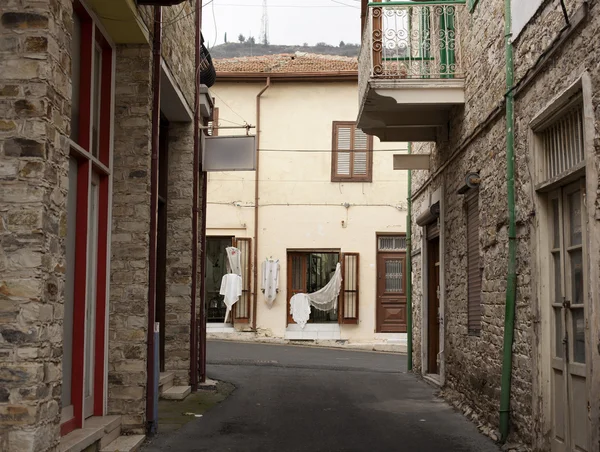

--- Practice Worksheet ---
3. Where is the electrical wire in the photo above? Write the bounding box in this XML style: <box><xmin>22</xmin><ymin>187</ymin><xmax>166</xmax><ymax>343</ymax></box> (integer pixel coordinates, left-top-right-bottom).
<box><xmin>207</xmin><ymin>201</ymin><xmax>406</xmax><ymax>209</ymax></box>
<box><xmin>212</xmin><ymin>91</ymin><xmax>250</xmax><ymax>125</ymax></box>
<box><xmin>330</xmin><ymin>0</ymin><xmax>360</xmax><ymax>8</ymax></box>
<box><xmin>211</xmin><ymin>0</ymin><xmax>218</xmax><ymax>49</ymax></box>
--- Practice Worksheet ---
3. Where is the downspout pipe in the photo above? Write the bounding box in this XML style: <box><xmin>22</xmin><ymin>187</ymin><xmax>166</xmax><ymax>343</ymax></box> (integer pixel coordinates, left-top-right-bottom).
<box><xmin>190</xmin><ymin>0</ymin><xmax>202</xmax><ymax>392</ymax></box>
<box><xmin>252</xmin><ymin>77</ymin><xmax>271</xmax><ymax>331</ymax></box>
<box><xmin>406</xmin><ymin>142</ymin><xmax>413</xmax><ymax>371</ymax></box>
<box><xmin>199</xmin><ymin>115</ymin><xmax>208</xmax><ymax>383</ymax></box>
<box><xmin>499</xmin><ymin>0</ymin><xmax>517</xmax><ymax>443</ymax></box>
<box><xmin>146</xmin><ymin>4</ymin><xmax>162</xmax><ymax>436</ymax></box>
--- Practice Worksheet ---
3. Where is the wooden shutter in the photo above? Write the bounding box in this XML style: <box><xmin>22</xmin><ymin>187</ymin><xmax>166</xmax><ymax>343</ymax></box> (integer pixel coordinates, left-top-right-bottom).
<box><xmin>233</xmin><ymin>237</ymin><xmax>251</xmax><ymax>323</ymax></box>
<box><xmin>466</xmin><ymin>191</ymin><xmax>481</xmax><ymax>334</ymax></box>
<box><xmin>340</xmin><ymin>253</ymin><xmax>359</xmax><ymax>324</ymax></box>
<box><xmin>332</xmin><ymin>122</ymin><xmax>372</xmax><ymax>182</ymax></box>
<box><xmin>207</xmin><ymin>107</ymin><xmax>219</xmax><ymax>136</ymax></box>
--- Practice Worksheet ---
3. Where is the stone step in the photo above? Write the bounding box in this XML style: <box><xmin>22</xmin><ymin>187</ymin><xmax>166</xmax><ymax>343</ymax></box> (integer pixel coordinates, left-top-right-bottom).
<box><xmin>100</xmin><ymin>435</ymin><xmax>145</xmax><ymax>452</ymax></box>
<box><xmin>60</xmin><ymin>426</ymin><xmax>104</xmax><ymax>452</ymax></box>
<box><xmin>160</xmin><ymin>385</ymin><xmax>191</xmax><ymax>400</ymax></box>
<box><xmin>83</xmin><ymin>415</ymin><xmax>122</xmax><ymax>449</ymax></box>
<box><xmin>159</xmin><ymin>371</ymin><xmax>175</xmax><ymax>393</ymax></box>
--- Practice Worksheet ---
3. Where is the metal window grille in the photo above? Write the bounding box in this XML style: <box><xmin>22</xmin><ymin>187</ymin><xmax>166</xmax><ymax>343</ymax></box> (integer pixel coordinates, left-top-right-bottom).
<box><xmin>542</xmin><ymin>105</ymin><xmax>584</xmax><ymax>181</ymax></box>
<box><xmin>378</xmin><ymin>236</ymin><xmax>407</xmax><ymax>251</ymax></box>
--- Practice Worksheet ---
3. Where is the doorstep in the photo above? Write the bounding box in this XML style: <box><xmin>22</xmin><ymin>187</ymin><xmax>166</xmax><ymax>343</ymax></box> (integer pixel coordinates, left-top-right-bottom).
<box><xmin>60</xmin><ymin>415</ymin><xmax>145</xmax><ymax>452</ymax></box>
<box><xmin>161</xmin><ymin>385</ymin><xmax>192</xmax><ymax>400</ymax></box>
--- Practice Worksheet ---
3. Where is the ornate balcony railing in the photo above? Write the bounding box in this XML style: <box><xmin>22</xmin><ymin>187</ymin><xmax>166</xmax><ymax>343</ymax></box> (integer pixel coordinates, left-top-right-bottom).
<box><xmin>359</xmin><ymin>1</ymin><xmax>465</xmax><ymax>100</ymax></box>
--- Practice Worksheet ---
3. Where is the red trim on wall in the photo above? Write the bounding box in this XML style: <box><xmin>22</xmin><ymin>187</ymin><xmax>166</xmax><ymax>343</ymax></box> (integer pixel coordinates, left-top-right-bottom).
<box><xmin>93</xmin><ymin>175</ymin><xmax>110</xmax><ymax>416</ymax></box>
<box><xmin>77</xmin><ymin>17</ymin><xmax>93</xmax><ymax>152</ymax></box>
<box><xmin>60</xmin><ymin>417</ymin><xmax>77</xmax><ymax>437</ymax></box>
<box><xmin>71</xmin><ymin>159</ymin><xmax>90</xmax><ymax>429</ymax></box>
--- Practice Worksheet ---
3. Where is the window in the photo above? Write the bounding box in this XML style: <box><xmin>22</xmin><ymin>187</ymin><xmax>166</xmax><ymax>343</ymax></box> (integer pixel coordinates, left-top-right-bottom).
<box><xmin>62</xmin><ymin>0</ymin><xmax>113</xmax><ymax>435</ymax></box>
<box><xmin>233</xmin><ymin>237</ymin><xmax>251</xmax><ymax>322</ymax></box>
<box><xmin>340</xmin><ymin>253</ymin><xmax>360</xmax><ymax>324</ymax></box>
<box><xmin>331</xmin><ymin>121</ymin><xmax>373</xmax><ymax>182</ymax></box>
<box><xmin>466</xmin><ymin>190</ymin><xmax>481</xmax><ymax>334</ymax></box>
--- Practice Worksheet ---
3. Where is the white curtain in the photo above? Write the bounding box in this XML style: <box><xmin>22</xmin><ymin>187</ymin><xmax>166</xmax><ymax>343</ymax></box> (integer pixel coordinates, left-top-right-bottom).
<box><xmin>262</xmin><ymin>259</ymin><xmax>280</xmax><ymax>308</ymax></box>
<box><xmin>220</xmin><ymin>247</ymin><xmax>242</xmax><ymax>323</ymax></box>
<box><xmin>290</xmin><ymin>263</ymin><xmax>342</xmax><ymax>328</ymax></box>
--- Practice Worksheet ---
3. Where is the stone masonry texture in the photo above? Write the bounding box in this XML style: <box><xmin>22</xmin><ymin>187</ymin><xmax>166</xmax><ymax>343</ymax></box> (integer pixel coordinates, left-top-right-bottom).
<box><xmin>410</xmin><ymin>0</ymin><xmax>600</xmax><ymax>450</ymax></box>
<box><xmin>0</xmin><ymin>0</ymin><xmax>72</xmax><ymax>450</ymax></box>
<box><xmin>108</xmin><ymin>44</ymin><xmax>153</xmax><ymax>435</ymax></box>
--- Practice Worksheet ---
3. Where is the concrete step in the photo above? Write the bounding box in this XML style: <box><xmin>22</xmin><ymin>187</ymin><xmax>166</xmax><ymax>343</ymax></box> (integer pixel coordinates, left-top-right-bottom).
<box><xmin>159</xmin><ymin>371</ymin><xmax>175</xmax><ymax>394</ymax></box>
<box><xmin>60</xmin><ymin>426</ymin><xmax>104</xmax><ymax>452</ymax></box>
<box><xmin>83</xmin><ymin>415</ymin><xmax>122</xmax><ymax>449</ymax></box>
<box><xmin>160</xmin><ymin>385</ymin><xmax>191</xmax><ymax>400</ymax></box>
<box><xmin>100</xmin><ymin>435</ymin><xmax>145</xmax><ymax>452</ymax></box>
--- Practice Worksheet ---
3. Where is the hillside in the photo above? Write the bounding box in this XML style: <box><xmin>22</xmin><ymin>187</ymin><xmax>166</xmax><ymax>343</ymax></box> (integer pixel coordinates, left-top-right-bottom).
<box><xmin>209</xmin><ymin>42</ymin><xmax>360</xmax><ymax>59</ymax></box>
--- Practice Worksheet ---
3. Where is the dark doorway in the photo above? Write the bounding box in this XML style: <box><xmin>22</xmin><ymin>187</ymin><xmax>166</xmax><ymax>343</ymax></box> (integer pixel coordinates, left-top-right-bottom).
<box><xmin>205</xmin><ymin>236</ymin><xmax>234</xmax><ymax>323</ymax></box>
<box><xmin>427</xmin><ymin>232</ymin><xmax>440</xmax><ymax>374</ymax></box>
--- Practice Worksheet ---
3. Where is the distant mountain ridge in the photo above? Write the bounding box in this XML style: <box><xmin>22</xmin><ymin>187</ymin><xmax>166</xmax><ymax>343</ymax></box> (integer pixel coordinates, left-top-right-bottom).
<box><xmin>209</xmin><ymin>42</ymin><xmax>360</xmax><ymax>59</ymax></box>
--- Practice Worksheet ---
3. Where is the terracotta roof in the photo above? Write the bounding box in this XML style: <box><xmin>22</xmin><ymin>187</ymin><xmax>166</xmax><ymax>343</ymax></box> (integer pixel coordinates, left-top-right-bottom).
<box><xmin>213</xmin><ymin>52</ymin><xmax>358</xmax><ymax>74</ymax></box>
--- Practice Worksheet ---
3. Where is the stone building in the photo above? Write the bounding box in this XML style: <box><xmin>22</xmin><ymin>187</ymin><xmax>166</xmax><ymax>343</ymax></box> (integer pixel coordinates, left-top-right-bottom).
<box><xmin>0</xmin><ymin>0</ymin><xmax>213</xmax><ymax>450</ymax></box>
<box><xmin>358</xmin><ymin>0</ymin><xmax>599</xmax><ymax>450</ymax></box>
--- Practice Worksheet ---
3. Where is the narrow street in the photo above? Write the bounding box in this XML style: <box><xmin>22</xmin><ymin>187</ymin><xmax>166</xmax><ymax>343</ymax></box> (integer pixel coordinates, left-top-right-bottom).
<box><xmin>144</xmin><ymin>341</ymin><xmax>500</xmax><ymax>452</ymax></box>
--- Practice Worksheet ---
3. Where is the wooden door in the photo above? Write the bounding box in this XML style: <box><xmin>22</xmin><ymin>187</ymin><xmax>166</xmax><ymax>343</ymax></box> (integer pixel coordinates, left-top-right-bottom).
<box><xmin>549</xmin><ymin>180</ymin><xmax>590</xmax><ymax>452</ymax></box>
<box><xmin>287</xmin><ymin>253</ymin><xmax>307</xmax><ymax>324</ymax></box>
<box><xmin>427</xmin><ymin>235</ymin><xmax>440</xmax><ymax>374</ymax></box>
<box><xmin>376</xmin><ymin>252</ymin><xmax>407</xmax><ymax>332</ymax></box>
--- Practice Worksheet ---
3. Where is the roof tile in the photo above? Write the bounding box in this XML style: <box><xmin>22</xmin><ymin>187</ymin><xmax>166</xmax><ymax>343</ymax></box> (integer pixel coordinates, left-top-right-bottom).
<box><xmin>214</xmin><ymin>52</ymin><xmax>358</xmax><ymax>74</ymax></box>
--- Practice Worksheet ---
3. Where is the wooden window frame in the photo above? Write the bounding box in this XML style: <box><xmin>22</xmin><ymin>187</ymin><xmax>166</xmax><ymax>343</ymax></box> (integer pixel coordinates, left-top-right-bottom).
<box><xmin>340</xmin><ymin>252</ymin><xmax>360</xmax><ymax>324</ymax></box>
<box><xmin>331</xmin><ymin>121</ymin><xmax>373</xmax><ymax>183</ymax></box>
<box><xmin>465</xmin><ymin>189</ymin><xmax>482</xmax><ymax>335</ymax></box>
<box><xmin>62</xmin><ymin>0</ymin><xmax>113</xmax><ymax>436</ymax></box>
<box><xmin>233</xmin><ymin>237</ymin><xmax>251</xmax><ymax>323</ymax></box>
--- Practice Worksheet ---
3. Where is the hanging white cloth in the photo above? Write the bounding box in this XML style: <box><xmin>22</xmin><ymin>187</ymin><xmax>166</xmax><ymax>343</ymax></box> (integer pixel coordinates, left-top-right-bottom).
<box><xmin>220</xmin><ymin>247</ymin><xmax>242</xmax><ymax>323</ymax></box>
<box><xmin>290</xmin><ymin>263</ymin><xmax>343</xmax><ymax>328</ymax></box>
<box><xmin>261</xmin><ymin>258</ymin><xmax>280</xmax><ymax>308</ymax></box>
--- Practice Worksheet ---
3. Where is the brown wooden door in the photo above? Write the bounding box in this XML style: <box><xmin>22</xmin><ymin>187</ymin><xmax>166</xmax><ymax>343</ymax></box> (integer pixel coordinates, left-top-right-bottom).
<box><xmin>286</xmin><ymin>253</ymin><xmax>307</xmax><ymax>324</ymax></box>
<box><xmin>427</xmin><ymin>236</ymin><xmax>440</xmax><ymax>374</ymax></box>
<box><xmin>376</xmin><ymin>252</ymin><xmax>407</xmax><ymax>332</ymax></box>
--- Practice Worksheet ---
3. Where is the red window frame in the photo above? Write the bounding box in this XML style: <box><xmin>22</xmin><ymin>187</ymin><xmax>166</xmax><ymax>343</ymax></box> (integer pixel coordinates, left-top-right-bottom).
<box><xmin>61</xmin><ymin>1</ymin><xmax>113</xmax><ymax>436</ymax></box>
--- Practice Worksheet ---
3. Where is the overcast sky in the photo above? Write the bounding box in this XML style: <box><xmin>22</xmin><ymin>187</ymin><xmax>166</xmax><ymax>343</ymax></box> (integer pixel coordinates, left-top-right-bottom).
<box><xmin>201</xmin><ymin>0</ymin><xmax>361</xmax><ymax>48</ymax></box>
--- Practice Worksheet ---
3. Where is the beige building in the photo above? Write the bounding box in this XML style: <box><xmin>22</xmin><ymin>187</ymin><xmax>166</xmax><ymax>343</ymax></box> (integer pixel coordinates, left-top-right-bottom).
<box><xmin>358</xmin><ymin>0</ymin><xmax>600</xmax><ymax>450</ymax></box>
<box><xmin>206</xmin><ymin>54</ymin><xmax>409</xmax><ymax>346</ymax></box>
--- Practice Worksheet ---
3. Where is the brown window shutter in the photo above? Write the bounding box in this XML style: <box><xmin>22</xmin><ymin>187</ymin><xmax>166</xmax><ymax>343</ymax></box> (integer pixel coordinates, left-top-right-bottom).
<box><xmin>332</xmin><ymin>122</ymin><xmax>373</xmax><ymax>182</ymax></box>
<box><xmin>233</xmin><ymin>237</ymin><xmax>251</xmax><ymax>323</ymax></box>
<box><xmin>340</xmin><ymin>252</ymin><xmax>359</xmax><ymax>324</ymax></box>
<box><xmin>466</xmin><ymin>191</ymin><xmax>481</xmax><ymax>334</ymax></box>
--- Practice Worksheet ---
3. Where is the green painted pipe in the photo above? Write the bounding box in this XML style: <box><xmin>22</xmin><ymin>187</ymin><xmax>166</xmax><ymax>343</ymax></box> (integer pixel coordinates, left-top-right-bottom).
<box><xmin>499</xmin><ymin>0</ymin><xmax>517</xmax><ymax>443</ymax></box>
<box><xmin>406</xmin><ymin>143</ymin><xmax>413</xmax><ymax>371</ymax></box>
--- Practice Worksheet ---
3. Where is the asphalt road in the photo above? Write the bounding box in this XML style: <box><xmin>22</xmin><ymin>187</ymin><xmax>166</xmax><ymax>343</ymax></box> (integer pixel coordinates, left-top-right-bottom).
<box><xmin>144</xmin><ymin>341</ymin><xmax>500</xmax><ymax>452</ymax></box>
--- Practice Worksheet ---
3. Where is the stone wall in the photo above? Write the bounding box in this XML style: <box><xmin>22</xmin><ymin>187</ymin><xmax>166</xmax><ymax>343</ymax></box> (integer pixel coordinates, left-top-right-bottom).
<box><xmin>108</xmin><ymin>44</ymin><xmax>153</xmax><ymax>435</ymax></box>
<box><xmin>164</xmin><ymin>122</ymin><xmax>195</xmax><ymax>386</ymax></box>
<box><xmin>0</xmin><ymin>0</ymin><xmax>71</xmax><ymax>450</ymax></box>
<box><xmin>410</xmin><ymin>0</ymin><xmax>600</xmax><ymax>448</ymax></box>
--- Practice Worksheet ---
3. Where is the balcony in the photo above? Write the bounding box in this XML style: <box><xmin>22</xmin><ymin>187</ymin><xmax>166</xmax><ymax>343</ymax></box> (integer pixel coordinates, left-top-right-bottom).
<box><xmin>357</xmin><ymin>1</ymin><xmax>465</xmax><ymax>142</ymax></box>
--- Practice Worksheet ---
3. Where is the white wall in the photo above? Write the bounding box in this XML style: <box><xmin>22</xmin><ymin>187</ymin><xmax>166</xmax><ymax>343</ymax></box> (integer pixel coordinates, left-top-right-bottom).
<box><xmin>207</xmin><ymin>80</ymin><xmax>408</xmax><ymax>340</ymax></box>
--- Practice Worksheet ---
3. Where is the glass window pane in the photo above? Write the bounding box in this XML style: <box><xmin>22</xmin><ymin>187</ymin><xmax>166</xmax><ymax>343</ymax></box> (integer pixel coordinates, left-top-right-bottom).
<box><xmin>571</xmin><ymin>308</ymin><xmax>586</xmax><ymax>363</ymax></box>
<box><xmin>554</xmin><ymin>307</ymin><xmax>563</xmax><ymax>358</ymax></box>
<box><xmin>91</xmin><ymin>45</ymin><xmax>102</xmax><ymax>157</ymax></box>
<box><xmin>551</xmin><ymin>198</ymin><xmax>560</xmax><ymax>249</ymax></box>
<box><xmin>552</xmin><ymin>252</ymin><xmax>561</xmax><ymax>304</ymax></box>
<box><xmin>385</xmin><ymin>259</ymin><xmax>403</xmax><ymax>293</ymax></box>
<box><xmin>570</xmin><ymin>249</ymin><xmax>583</xmax><ymax>305</ymax></box>
<box><xmin>568</xmin><ymin>190</ymin><xmax>582</xmax><ymax>246</ymax></box>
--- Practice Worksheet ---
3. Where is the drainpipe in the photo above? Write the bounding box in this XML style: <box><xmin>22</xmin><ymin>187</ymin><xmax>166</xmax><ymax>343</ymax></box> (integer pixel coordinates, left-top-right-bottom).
<box><xmin>191</xmin><ymin>0</ymin><xmax>202</xmax><ymax>392</ymax></box>
<box><xmin>198</xmin><ymin>115</ymin><xmax>208</xmax><ymax>383</ymax></box>
<box><xmin>146</xmin><ymin>4</ymin><xmax>162</xmax><ymax>436</ymax></box>
<box><xmin>499</xmin><ymin>0</ymin><xmax>517</xmax><ymax>443</ymax></box>
<box><xmin>252</xmin><ymin>77</ymin><xmax>271</xmax><ymax>331</ymax></box>
<box><xmin>406</xmin><ymin>143</ymin><xmax>413</xmax><ymax>371</ymax></box>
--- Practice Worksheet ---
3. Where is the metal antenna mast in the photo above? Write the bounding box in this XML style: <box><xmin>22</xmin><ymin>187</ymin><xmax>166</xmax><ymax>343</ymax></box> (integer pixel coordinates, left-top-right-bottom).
<box><xmin>260</xmin><ymin>0</ymin><xmax>269</xmax><ymax>45</ymax></box>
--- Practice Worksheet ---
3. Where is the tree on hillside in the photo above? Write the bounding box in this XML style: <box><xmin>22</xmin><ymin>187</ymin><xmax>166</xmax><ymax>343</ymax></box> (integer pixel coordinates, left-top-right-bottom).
<box><xmin>248</xmin><ymin>36</ymin><xmax>256</xmax><ymax>45</ymax></box>
<box><xmin>339</xmin><ymin>41</ymin><xmax>345</xmax><ymax>47</ymax></box>
<box><xmin>238</xmin><ymin>34</ymin><xmax>246</xmax><ymax>43</ymax></box>
<box><xmin>224</xmin><ymin>32</ymin><xmax>228</xmax><ymax>43</ymax></box>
